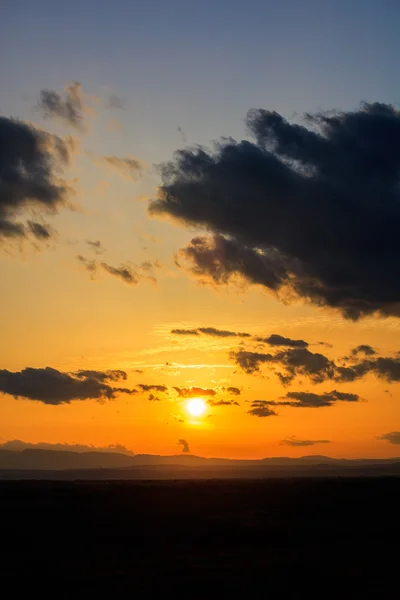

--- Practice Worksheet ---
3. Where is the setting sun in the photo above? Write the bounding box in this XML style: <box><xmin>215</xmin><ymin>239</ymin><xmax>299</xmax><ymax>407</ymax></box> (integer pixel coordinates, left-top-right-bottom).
<box><xmin>186</xmin><ymin>398</ymin><xmax>206</xmax><ymax>417</ymax></box>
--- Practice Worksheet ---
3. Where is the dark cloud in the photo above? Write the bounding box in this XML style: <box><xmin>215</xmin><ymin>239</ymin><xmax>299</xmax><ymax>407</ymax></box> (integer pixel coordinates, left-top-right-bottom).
<box><xmin>0</xmin><ymin>367</ymin><xmax>135</xmax><ymax>405</ymax></box>
<box><xmin>377</xmin><ymin>432</ymin><xmax>400</xmax><ymax>445</ymax></box>
<box><xmin>137</xmin><ymin>384</ymin><xmax>168</xmax><ymax>393</ymax></box>
<box><xmin>0</xmin><ymin>116</ymin><xmax>72</xmax><ymax>238</ymax></box>
<box><xmin>86</xmin><ymin>239</ymin><xmax>106</xmax><ymax>255</ymax></box>
<box><xmin>198</xmin><ymin>327</ymin><xmax>251</xmax><ymax>338</ymax></box>
<box><xmin>27</xmin><ymin>221</ymin><xmax>52</xmax><ymax>240</ymax></box>
<box><xmin>148</xmin><ymin>393</ymin><xmax>161</xmax><ymax>401</ymax></box>
<box><xmin>225</xmin><ymin>386</ymin><xmax>241</xmax><ymax>395</ymax></box>
<box><xmin>150</xmin><ymin>102</ymin><xmax>400</xmax><ymax>320</ymax></box>
<box><xmin>73</xmin><ymin>369</ymin><xmax>127</xmax><ymax>382</ymax></box>
<box><xmin>207</xmin><ymin>399</ymin><xmax>240</xmax><ymax>406</ymax></box>
<box><xmin>247</xmin><ymin>390</ymin><xmax>358</xmax><ymax>416</ymax></box>
<box><xmin>351</xmin><ymin>344</ymin><xmax>376</xmax><ymax>356</ymax></box>
<box><xmin>38</xmin><ymin>82</ymin><xmax>85</xmax><ymax>130</ymax></box>
<box><xmin>101</xmin><ymin>262</ymin><xmax>138</xmax><ymax>285</ymax></box>
<box><xmin>0</xmin><ymin>440</ymin><xmax>135</xmax><ymax>455</ymax></box>
<box><xmin>256</xmin><ymin>334</ymin><xmax>308</xmax><ymax>348</ymax></box>
<box><xmin>173</xmin><ymin>386</ymin><xmax>216</xmax><ymax>398</ymax></box>
<box><xmin>178</xmin><ymin>438</ymin><xmax>190</xmax><ymax>453</ymax></box>
<box><xmin>247</xmin><ymin>401</ymin><xmax>277</xmax><ymax>417</ymax></box>
<box><xmin>231</xmin><ymin>347</ymin><xmax>336</xmax><ymax>384</ymax></box>
<box><xmin>280</xmin><ymin>437</ymin><xmax>331</xmax><ymax>447</ymax></box>
<box><xmin>283</xmin><ymin>390</ymin><xmax>359</xmax><ymax>408</ymax></box>
<box><xmin>232</xmin><ymin>345</ymin><xmax>400</xmax><ymax>385</ymax></box>
<box><xmin>171</xmin><ymin>326</ymin><xmax>250</xmax><ymax>338</ymax></box>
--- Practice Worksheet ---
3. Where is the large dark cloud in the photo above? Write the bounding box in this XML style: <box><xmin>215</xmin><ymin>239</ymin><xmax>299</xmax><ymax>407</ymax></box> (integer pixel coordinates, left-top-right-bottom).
<box><xmin>38</xmin><ymin>82</ymin><xmax>85</xmax><ymax>130</ymax></box>
<box><xmin>377</xmin><ymin>432</ymin><xmax>400</xmax><ymax>445</ymax></box>
<box><xmin>0</xmin><ymin>367</ymin><xmax>136</xmax><ymax>405</ymax></box>
<box><xmin>232</xmin><ymin>345</ymin><xmax>400</xmax><ymax>385</ymax></box>
<box><xmin>150</xmin><ymin>103</ymin><xmax>400</xmax><ymax>320</ymax></box>
<box><xmin>280</xmin><ymin>437</ymin><xmax>331</xmax><ymax>447</ymax></box>
<box><xmin>0</xmin><ymin>117</ymin><xmax>72</xmax><ymax>238</ymax></box>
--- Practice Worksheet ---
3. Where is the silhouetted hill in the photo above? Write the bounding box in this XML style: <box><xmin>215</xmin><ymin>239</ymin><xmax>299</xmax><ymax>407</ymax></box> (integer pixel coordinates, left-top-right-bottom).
<box><xmin>0</xmin><ymin>448</ymin><xmax>400</xmax><ymax>479</ymax></box>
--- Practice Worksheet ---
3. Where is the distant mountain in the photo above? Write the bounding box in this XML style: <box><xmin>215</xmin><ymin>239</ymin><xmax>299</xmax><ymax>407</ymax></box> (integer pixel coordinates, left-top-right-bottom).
<box><xmin>0</xmin><ymin>448</ymin><xmax>399</xmax><ymax>476</ymax></box>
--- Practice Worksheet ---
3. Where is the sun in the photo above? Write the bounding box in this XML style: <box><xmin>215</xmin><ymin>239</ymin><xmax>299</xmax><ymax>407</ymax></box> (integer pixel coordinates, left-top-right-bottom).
<box><xmin>186</xmin><ymin>397</ymin><xmax>206</xmax><ymax>417</ymax></box>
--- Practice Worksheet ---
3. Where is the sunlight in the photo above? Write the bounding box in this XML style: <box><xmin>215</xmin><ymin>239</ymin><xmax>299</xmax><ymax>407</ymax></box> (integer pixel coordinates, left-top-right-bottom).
<box><xmin>186</xmin><ymin>397</ymin><xmax>206</xmax><ymax>417</ymax></box>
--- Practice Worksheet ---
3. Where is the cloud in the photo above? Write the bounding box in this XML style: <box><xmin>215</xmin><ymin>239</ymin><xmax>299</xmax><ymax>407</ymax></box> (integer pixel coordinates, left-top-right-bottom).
<box><xmin>231</xmin><ymin>347</ymin><xmax>336</xmax><ymax>384</ymax></box>
<box><xmin>247</xmin><ymin>401</ymin><xmax>277</xmax><ymax>417</ymax></box>
<box><xmin>178</xmin><ymin>438</ymin><xmax>190</xmax><ymax>453</ymax></box>
<box><xmin>351</xmin><ymin>344</ymin><xmax>376</xmax><ymax>356</ymax></box>
<box><xmin>280</xmin><ymin>436</ymin><xmax>331</xmax><ymax>447</ymax></box>
<box><xmin>77</xmin><ymin>255</ymin><xmax>97</xmax><ymax>276</ymax></box>
<box><xmin>377</xmin><ymin>432</ymin><xmax>400</xmax><ymax>444</ymax></box>
<box><xmin>0</xmin><ymin>116</ymin><xmax>72</xmax><ymax>239</ymax></box>
<box><xmin>173</xmin><ymin>386</ymin><xmax>216</xmax><ymax>398</ymax></box>
<box><xmin>27</xmin><ymin>221</ymin><xmax>53</xmax><ymax>240</ymax></box>
<box><xmin>96</xmin><ymin>155</ymin><xmax>143</xmax><ymax>180</ymax></box>
<box><xmin>86</xmin><ymin>239</ymin><xmax>106</xmax><ymax>255</ymax></box>
<box><xmin>247</xmin><ymin>390</ymin><xmax>358</xmax><ymax>416</ymax></box>
<box><xmin>38</xmin><ymin>82</ymin><xmax>86</xmax><ymax>130</ymax></box>
<box><xmin>231</xmin><ymin>345</ymin><xmax>400</xmax><ymax>385</ymax></box>
<box><xmin>225</xmin><ymin>386</ymin><xmax>241</xmax><ymax>395</ymax></box>
<box><xmin>101</xmin><ymin>262</ymin><xmax>138</xmax><ymax>285</ymax></box>
<box><xmin>171</xmin><ymin>326</ymin><xmax>250</xmax><ymax>338</ymax></box>
<box><xmin>256</xmin><ymin>334</ymin><xmax>308</xmax><ymax>348</ymax></box>
<box><xmin>0</xmin><ymin>440</ymin><xmax>135</xmax><ymax>455</ymax></box>
<box><xmin>207</xmin><ymin>399</ymin><xmax>239</xmax><ymax>406</ymax></box>
<box><xmin>137</xmin><ymin>384</ymin><xmax>168</xmax><ymax>392</ymax></box>
<box><xmin>148</xmin><ymin>393</ymin><xmax>161</xmax><ymax>401</ymax></box>
<box><xmin>150</xmin><ymin>102</ymin><xmax>400</xmax><ymax>320</ymax></box>
<box><xmin>171</xmin><ymin>328</ymin><xmax>200</xmax><ymax>336</ymax></box>
<box><xmin>0</xmin><ymin>367</ymin><xmax>136</xmax><ymax>404</ymax></box>
<box><xmin>283</xmin><ymin>390</ymin><xmax>359</xmax><ymax>407</ymax></box>
<box><xmin>73</xmin><ymin>369</ymin><xmax>127</xmax><ymax>382</ymax></box>
<box><xmin>78</xmin><ymin>256</ymin><xmax>159</xmax><ymax>286</ymax></box>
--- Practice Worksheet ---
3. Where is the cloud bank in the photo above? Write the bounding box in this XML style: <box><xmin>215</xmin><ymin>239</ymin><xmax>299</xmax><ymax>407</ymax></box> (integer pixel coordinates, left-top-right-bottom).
<box><xmin>150</xmin><ymin>102</ymin><xmax>400</xmax><ymax>320</ymax></box>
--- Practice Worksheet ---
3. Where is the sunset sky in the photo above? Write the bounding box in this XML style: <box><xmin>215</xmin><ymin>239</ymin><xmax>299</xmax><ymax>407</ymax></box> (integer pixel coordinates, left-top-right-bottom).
<box><xmin>1</xmin><ymin>0</ymin><xmax>400</xmax><ymax>459</ymax></box>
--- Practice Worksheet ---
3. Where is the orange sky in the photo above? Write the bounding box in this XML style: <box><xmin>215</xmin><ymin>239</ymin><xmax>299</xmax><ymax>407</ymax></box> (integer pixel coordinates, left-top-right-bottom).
<box><xmin>1</xmin><ymin>80</ymin><xmax>399</xmax><ymax>460</ymax></box>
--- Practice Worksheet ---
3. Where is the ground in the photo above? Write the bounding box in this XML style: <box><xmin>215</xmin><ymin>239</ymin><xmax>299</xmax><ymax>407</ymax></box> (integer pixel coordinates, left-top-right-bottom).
<box><xmin>1</xmin><ymin>478</ymin><xmax>398</xmax><ymax>598</ymax></box>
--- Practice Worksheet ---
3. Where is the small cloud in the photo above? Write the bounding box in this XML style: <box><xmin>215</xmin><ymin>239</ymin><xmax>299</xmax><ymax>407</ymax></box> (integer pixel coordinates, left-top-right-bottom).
<box><xmin>91</xmin><ymin>154</ymin><xmax>143</xmax><ymax>180</ymax></box>
<box><xmin>27</xmin><ymin>221</ymin><xmax>53</xmax><ymax>240</ymax></box>
<box><xmin>86</xmin><ymin>240</ymin><xmax>106</xmax><ymax>255</ymax></box>
<box><xmin>148</xmin><ymin>393</ymin><xmax>161</xmax><ymax>402</ymax></box>
<box><xmin>38</xmin><ymin>81</ymin><xmax>88</xmax><ymax>131</ymax></box>
<box><xmin>351</xmin><ymin>345</ymin><xmax>376</xmax><ymax>357</ymax></box>
<box><xmin>247</xmin><ymin>401</ymin><xmax>277</xmax><ymax>417</ymax></box>
<box><xmin>207</xmin><ymin>399</ymin><xmax>239</xmax><ymax>406</ymax></box>
<box><xmin>178</xmin><ymin>438</ymin><xmax>190</xmax><ymax>453</ymax></box>
<box><xmin>101</xmin><ymin>262</ymin><xmax>138</xmax><ymax>285</ymax></box>
<box><xmin>77</xmin><ymin>255</ymin><xmax>97</xmax><ymax>277</ymax></box>
<box><xmin>280</xmin><ymin>436</ymin><xmax>331</xmax><ymax>447</ymax></box>
<box><xmin>377</xmin><ymin>431</ymin><xmax>400</xmax><ymax>445</ymax></box>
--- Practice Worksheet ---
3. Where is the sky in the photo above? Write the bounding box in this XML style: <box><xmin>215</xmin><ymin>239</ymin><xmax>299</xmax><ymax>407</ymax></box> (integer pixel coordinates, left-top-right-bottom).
<box><xmin>1</xmin><ymin>0</ymin><xmax>400</xmax><ymax>459</ymax></box>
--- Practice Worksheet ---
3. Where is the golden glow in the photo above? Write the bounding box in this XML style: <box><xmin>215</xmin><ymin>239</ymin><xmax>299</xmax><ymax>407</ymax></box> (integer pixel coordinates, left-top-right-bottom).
<box><xmin>186</xmin><ymin>398</ymin><xmax>206</xmax><ymax>417</ymax></box>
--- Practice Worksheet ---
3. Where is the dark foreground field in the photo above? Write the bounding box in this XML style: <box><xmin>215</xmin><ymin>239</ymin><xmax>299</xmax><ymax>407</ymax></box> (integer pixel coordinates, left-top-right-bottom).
<box><xmin>1</xmin><ymin>478</ymin><xmax>398</xmax><ymax>598</ymax></box>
